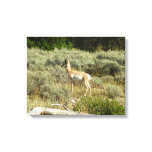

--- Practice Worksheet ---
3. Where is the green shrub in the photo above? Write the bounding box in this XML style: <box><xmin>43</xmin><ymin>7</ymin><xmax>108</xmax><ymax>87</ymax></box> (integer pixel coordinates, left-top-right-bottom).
<box><xmin>101</xmin><ymin>75</ymin><xmax>114</xmax><ymax>83</ymax></box>
<box><xmin>40</xmin><ymin>84</ymin><xmax>70</xmax><ymax>102</ymax></box>
<box><xmin>42</xmin><ymin>40</ymin><xmax>51</xmax><ymax>50</ymax></box>
<box><xmin>91</xmin><ymin>77</ymin><xmax>103</xmax><ymax>88</ymax></box>
<box><xmin>27</xmin><ymin>48</ymin><xmax>124</xmax><ymax>77</ymax></box>
<box><xmin>27</xmin><ymin>70</ymin><xmax>53</xmax><ymax>95</ymax></box>
<box><xmin>73</xmin><ymin>96</ymin><xmax>125</xmax><ymax>115</ymax></box>
<box><xmin>27</xmin><ymin>39</ymin><xmax>36</xmax><ymax>49</ymax></box>
<box><xmin>27</xmin><ymin>71</ymin><xmax>39</xmax><ymax>95</ymax></box>
<box><xmin>45</xmin><ymin>58</ymin><xmax>54</xmax><ymax>66</ymax></box>
<box><xmin>104</xmin><ymin>84</ymin><xmax>122</xmax><ymax>98</ymax></box>
<box><xmin>27</xmin><ymin>69</ymin><xmax>70</xmax><ymax>102</ymax></box>
<box><xmin>87</xmin><ymin>59</ymin><xmax>122</xmax><ymax>76</ymax></box>
<box><xmin>96</xmin><ymin>51</ymin><xmax>125</xmax><ymax>66</ymax></box>
<box><xmin>101</xmin><ymin>60</ymin><xmax>121</xmax><ymax>76</ymax></box>
<box><xmin>27</xmin><ymin>74</ymin><xmax>37</xmax><ymax>95</ymax></box>
<box><xmin>49</xmin><ymin>66</ymin><xmax>68</xmax><ymax>83</ymax></box>
<box><xmin>114</xmin><ymin>75</ymin><xmax>125</xmax><ymax>86</ymax></box>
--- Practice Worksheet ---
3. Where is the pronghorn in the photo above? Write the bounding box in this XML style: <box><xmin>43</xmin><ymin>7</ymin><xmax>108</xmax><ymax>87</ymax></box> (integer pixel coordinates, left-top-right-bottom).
<box><xmin>61</xmin><ymin>58</ymin><xmax>91</xmax><ymax>96</ymax></box>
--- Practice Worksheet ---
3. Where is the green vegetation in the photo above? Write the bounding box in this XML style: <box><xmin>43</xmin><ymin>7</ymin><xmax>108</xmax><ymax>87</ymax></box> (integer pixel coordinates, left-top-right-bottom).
<box><xmin>27</xmin><ymin>38</ymin><xmax>125</xmax><ymax>115</ymax></box>
<box><xmin>27</xmin><ymin>37</ymin><xmax>125</xmax><ymax>52</ymax></box>
<box><xmin>104</xmin><ymin>84</ymin><xmax>122</xmax><ymax>99</ymax></box>
<box><xmin>73</xmin><ymin>96</ymin><xmax>125</xmax><ymax>115</ymax></box>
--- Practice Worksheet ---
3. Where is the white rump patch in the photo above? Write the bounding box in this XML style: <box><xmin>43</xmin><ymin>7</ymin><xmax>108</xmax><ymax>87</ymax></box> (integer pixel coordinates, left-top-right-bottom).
<box><xmin>87</xmin><ymin>74</ymin><xmax>91</xmax><ymax>80</ymax></box>
<box><xmin>72</xmin><ymin>74</ymin><xmax>82</xmax><ymax>80</ymax></box>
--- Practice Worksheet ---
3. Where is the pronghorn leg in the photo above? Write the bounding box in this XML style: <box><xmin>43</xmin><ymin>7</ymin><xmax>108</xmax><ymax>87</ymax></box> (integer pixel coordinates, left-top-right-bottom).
<box><xmin>88</xmin><ymin>82</ymin><xmax>91</xmax><ymax>96</ymax></box>
<box><xmin>84</xmin><ymin>81</ymin><xmax>89</xmax><ymax>96</ymax></box>
<box><xmin>71</xmin><ymin>82</ymin><xmax>73</xmax><ymax>94</ymax></box>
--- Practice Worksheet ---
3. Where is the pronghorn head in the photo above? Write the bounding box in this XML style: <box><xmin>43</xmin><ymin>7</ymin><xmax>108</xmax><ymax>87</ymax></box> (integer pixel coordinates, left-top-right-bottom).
<box><xmin>61</xmin><ymin>58</ymin><xmax>70</xmax><ymax>69</ymax></box>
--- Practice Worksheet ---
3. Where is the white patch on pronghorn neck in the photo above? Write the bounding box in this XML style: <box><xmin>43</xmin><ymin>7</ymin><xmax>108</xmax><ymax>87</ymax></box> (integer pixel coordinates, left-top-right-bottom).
<box><xmin>71</xmin><ymin>74</ymin><xmax>82</xmax><ymax>80</ymax></box>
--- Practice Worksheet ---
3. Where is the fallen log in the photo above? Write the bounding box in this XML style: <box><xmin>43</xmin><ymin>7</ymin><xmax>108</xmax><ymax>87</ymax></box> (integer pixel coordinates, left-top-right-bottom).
<box><xmin>51</xmin><ymin>104</ymin><xmax>69</xmax><ymax>110</ymax></box>
<box><xmin>29</xmin><ymin>107</ymin><xmax>89</xmax><ymax>115</ymax></box>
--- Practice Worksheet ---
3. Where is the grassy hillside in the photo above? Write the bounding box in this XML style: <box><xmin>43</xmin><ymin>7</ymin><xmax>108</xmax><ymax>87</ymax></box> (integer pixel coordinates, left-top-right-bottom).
<box><xmin>27</xmin><ymin>48</ymin><xmax>125</xmax><ymax>115</ymax></box>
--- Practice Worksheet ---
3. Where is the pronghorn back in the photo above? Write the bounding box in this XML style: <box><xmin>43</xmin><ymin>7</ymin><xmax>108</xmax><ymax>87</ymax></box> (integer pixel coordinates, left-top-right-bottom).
<box><xmin>68</xmin><ymin>70</ymin><xmax>91</xmax><ymax>81</ymax></box>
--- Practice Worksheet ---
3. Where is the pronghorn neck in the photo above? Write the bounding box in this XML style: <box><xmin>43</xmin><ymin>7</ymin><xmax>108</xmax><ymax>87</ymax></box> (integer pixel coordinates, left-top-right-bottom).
<box><xmin>67</xmin><ymin>68</ymin><xmax>71</xmax><ymax>73</ymax></box>
<box><xmin>66</xmin><ymin>63</ymin><xmax>71</xmax><ymax>72</ymax></box>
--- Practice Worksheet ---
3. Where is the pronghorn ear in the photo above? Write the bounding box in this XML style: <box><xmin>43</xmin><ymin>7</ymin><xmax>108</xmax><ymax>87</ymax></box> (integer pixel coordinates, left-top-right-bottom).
<box><xmin>65</xmin><ymin>58</ymin><xmax>69</xmax><ymax>64</ymax></box>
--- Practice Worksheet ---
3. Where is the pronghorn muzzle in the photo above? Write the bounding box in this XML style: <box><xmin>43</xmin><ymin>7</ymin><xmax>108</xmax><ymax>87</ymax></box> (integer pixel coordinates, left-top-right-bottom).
<box><xmin>61</xmin><ymin>64</ymin><xmax>67</xmax><ymax>68</ymax></box>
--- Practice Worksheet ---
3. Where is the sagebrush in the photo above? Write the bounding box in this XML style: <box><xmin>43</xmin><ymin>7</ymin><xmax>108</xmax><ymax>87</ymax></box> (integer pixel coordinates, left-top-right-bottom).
<box><xmin>27</xmin><ymin>48</ymin><xmax>125</xmax><ymax>114</ymax></box>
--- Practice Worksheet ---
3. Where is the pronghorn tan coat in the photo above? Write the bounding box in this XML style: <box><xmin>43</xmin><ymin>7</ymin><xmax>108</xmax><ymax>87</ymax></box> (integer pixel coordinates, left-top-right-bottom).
<box><xmin>61</xmin><ymin>59</ymin><xmax>91</xmax><ymax>96</ymax></box>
